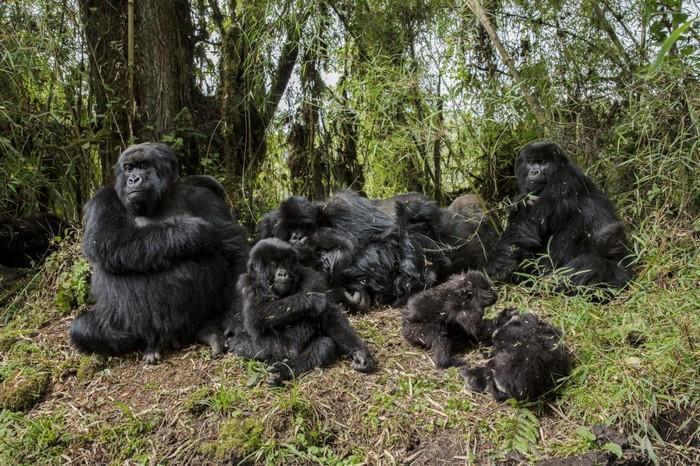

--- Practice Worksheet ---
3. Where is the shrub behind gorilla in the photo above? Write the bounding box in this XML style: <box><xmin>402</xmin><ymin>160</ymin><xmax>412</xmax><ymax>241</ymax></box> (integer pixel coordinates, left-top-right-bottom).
<box><xmin>70</xmin><ymin>143</ymin><xmax>248</xmax><ymax>363</ymax></box>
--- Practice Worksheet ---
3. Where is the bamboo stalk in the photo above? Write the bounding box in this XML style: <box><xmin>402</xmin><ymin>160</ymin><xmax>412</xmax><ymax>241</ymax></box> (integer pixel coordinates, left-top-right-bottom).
<box><xmin>128</xmin><ymin>0</ymin><xmax>135</xmax><ymax>130</ymax></box>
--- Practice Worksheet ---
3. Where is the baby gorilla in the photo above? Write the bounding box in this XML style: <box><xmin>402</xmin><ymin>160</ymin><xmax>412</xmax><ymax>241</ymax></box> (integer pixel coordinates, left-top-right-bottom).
<box><xmin>401</xmin><ymin>271</ymin><xmax>497</xmax><ymax>368</ymax></box>
<box><xmin>230</xmin><ymin>238</ymin><xmax>376</xmax><ymax>385</ymax></box>
<box><xmin>460</xmin><ymin>309</ymin><xmax>572</xmax><ymax>401</ymax></box>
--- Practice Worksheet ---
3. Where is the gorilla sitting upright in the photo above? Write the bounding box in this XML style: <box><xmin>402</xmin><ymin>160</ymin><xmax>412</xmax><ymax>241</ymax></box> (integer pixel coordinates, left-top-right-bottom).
<box><xmin>70</xmin><ymin>143</ymin><xmax>249</xmax><ymax>363</ymax></box>
<box><xmin>487</xmin><ymin>141</ymin><xmax>631</xmax><ymax>289</ymax></box>
<box><xmin>229</xmin><ymin>238</ymin><xmax>376</xmax><ymax>385</ymax></box>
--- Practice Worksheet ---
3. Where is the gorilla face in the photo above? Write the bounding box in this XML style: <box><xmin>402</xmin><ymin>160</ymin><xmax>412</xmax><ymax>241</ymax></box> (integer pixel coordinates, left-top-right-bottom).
<box><xmin>115</xmin><ymin>143</ymin><xmax>179</xmax><ymax>215</ymax></box>
<box><xmin>454</xmin><ymin>270</ymin><xmax>498</xmax><ymax>310</ymax></box>
<box><xmin>277</xmin><ymin>196</ymin><xmax>321</xmax><ymax>244</ymax></box>
<box><xmin>515</xmin><ymin>141</ymin><xmax>566</xmax><ymax>194</ymax></box>
<box><xmin>249</xmin><ymin>239</ymin><xmax>301</xmax><ymax>297</ymax></box>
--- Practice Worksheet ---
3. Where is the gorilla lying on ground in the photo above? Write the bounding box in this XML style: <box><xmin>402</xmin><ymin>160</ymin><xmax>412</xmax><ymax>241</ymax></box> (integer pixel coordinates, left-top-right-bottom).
<box><xmin>70</xmin><ymin>143</ymin><xmax>249</xmax><ymax>363</ymax></box>
<box><xmin>259</xmin><ymin>191</ymin><xmax>439</xmax><ymax>312</ymax></box>
<box><xmin>402</xmin><ymin>271</ymin><xmax>497</xmax><ymax>368</ymax></box>
<box><xmin>385</xmin><ymin>193</ymin><xmax>497</xmax><ymax>279</ymax></box>
<box><xmin>323</xmin><ymin>190</ymin><xmax>439</xmax><ymax>310</ymax></box>
<box><xmin>228</xmin><ymin>238</ymin><xmax>376</xmax><ymax>385</ymax></box>
<box><xmin>460</xmin><ymin>309</ymin><xmax>572</xmax><ymax>401</ymax></box>
<box><xmin>0</xmin><ymin>213</ymin><xmax>66</xmax><ymax>269</ymax></box>
<box><xmin>487</xmin><ymin>141</ymin><xmax>631</xmax><ymax>289</ymax></box>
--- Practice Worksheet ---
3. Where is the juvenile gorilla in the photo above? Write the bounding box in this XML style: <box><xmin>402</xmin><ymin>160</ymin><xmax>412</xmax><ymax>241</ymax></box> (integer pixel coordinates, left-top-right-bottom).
<box><xmin>229</xmin><ymin>239</ymin><xmax>376</xmax><ymax>386</ymax></box>
<box><xmin>257</xmin><ymin>196</ymin><xmax>360</xmax><ymax>308</ymax></box>
<box><xmin>70</xmin><ymin>143</ymin><xmax>249</xmax><ymax>363</ymax></box>
<box><xmin>487</xmin><ymin>141</ymin><xmax>631</xmax><ymax>289</ymax></box>
<box><xmin>461</xmin><ymin>309</ymin><xmax>572</xmax><ymax>401</ymax></box>
<box><xmin>402</xmin><ymin>271</ymin><xmax>497</xmax><ymax>368</ymax></box>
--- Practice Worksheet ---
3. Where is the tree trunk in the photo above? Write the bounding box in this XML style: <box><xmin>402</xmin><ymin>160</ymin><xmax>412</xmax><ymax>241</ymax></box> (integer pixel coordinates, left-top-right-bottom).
<box><xmin>219</xmin><ymin>0</ymin><xmax>309</xmax><ymax>202</ymax></box>
<box><xmin>80</xmin><ymin>0</ymin><xmax>130</xmax><ymax>184</ymax></box>
<box><xmin>81</xmin><ymin>0</ymin><xmax>200</xmax><ymax>181</ymax></box>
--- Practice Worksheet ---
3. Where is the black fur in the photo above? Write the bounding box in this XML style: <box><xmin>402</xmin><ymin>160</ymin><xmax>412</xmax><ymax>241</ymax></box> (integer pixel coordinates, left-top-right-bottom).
<box><xmin>228</xmin><ymin>238</ymin><xmax>376</xmax><ymax>385</ymax></box>
<box><xmin>257</xmin><ymin>195</ymin><xmax>323</xmax><ymax>245</ymax></box>
<box><xmin>256</xmin><ymin>196</ymin><xmax>363</xmax><ymax>309</ymax></box>
<box><xmin>323</xmin><ymin>190</ymin><xmax>438</xmax><ymax>310</ymax></box>
<box><xmin>0</xmin><ymin>213</ymin><xmax>66</xmax><ymax>268</ymax></box>
<box><xmin>401</xmin><ymin>271</ymin><xmax>497</xmax><ymax>368</ymax></box>
<box><xmin>69</xmin><ymin>143</ymin><xmax>249</xmax><ymax>363</ymax></box>
<box><xmin>373</xmin><ymin>192</ymin><xmax>498</xmax><ymax>279</ymax></box>
<box><xmin>461</xmin><ymin>309</ymin><xmax>572</xmax><ymax>401</ymax></box>
<box><xmin>486</xmin><ymin>141</ymin><xmax>631</xmax><ymax>289</ymax></box>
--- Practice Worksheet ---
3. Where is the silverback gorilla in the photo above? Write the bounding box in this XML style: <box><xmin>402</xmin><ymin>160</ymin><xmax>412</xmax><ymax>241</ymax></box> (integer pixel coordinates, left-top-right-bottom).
<box><xmin>70</xmin><ymin>143</ymin><xmax>249</xmax><ymax>363</ymax></box>
<box><xmin>487</xmin><ymin>141</ymin><xmax>631</xmax><ymax>289</ymax></box>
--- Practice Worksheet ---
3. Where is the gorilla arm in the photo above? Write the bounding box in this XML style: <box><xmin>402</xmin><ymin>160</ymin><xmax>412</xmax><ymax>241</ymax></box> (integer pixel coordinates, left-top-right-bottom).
<box><xmin>486</xmin><ymin>208</ymin><xmax>546</xmax><ymax>281</ymax></box>
<box><xmin>83</xmin><ymin>188</ymin><xmax>220</xmax><ymax>273</ymax></box>
<box><xmin>239</xmin><ymin>274</ymin><xmax>327</xmax><ymax>336</ymax></box>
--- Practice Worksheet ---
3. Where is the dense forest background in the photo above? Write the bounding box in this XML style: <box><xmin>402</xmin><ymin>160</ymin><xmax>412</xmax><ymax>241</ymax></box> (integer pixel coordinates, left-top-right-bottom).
<box><xmin>1</xmin><ymin>2</ymin><xmax>699</xmax><ymax>464</ymax></box>
<box><xmin>1</xmin><ymin>0</ymin><xmax>697</xmax><ymax>226</ymax></box>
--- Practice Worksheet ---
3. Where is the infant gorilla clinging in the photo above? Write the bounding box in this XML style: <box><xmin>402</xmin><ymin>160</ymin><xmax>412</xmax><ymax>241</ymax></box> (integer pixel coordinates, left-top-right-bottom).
<box><xmin>401</xmin><ymin>271</ymin><xmax>498</xmax><ymax>368</ymax></box>
<box><xmin>228</xmin><ymin>238</ymin><xmax>376</xmax><ymax>386</ymax></box>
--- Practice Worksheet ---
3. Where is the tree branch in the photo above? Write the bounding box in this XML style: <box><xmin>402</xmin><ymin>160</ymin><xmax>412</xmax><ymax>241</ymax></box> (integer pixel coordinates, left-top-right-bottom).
<box><xmin>207</xmin><ymin>0</ymin><xmax>225</xmax><ymax>36</ymax></box>
<box><xmin>467</xmin><ymin>0</ymin><xmax>548</xmax><ymax>129</ymax></box>
<box><xmin>262</xmin><ymin>7</ymin><xmax>310</xmax><ymax>128</ymax></box>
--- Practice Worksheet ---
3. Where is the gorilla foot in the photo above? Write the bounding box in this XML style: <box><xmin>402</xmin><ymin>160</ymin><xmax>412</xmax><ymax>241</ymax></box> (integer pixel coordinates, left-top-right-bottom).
<box><xmin>143</xmin><ymin>350</ymin><xmax>163</xmax><ymax>364</ymax></box>
<box><xmin>266</xmin><ymin>360</ymin><xmax>294</xmax><ymax>386</ymax></box>
<box><xmin>196</xmin><ymin>326</ymin><xmax>226</xmax><ymax>358</ymax></box>
<box><xmin>351</xmin><ymin>348</ymin><xmax>377</xmax><ymax>373</ymax></box>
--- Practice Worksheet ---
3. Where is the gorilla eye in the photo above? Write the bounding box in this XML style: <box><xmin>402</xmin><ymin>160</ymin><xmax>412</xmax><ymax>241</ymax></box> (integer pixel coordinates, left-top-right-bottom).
<box><xmin>123</xmin><ymin>163</ymin><xmax>133</xmax><ymax>171</ymax></box>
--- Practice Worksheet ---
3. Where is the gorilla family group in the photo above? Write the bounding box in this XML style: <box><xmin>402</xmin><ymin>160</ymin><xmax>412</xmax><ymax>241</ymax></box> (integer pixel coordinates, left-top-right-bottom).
<box><xmin>69</xmin><ymin>140</ymin><xmax>632</xmax><ymax>400</ymax></box>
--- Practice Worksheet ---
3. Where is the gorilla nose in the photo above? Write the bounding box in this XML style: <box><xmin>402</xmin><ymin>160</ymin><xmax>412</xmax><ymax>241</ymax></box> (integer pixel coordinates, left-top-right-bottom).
<box><xmin>276</xmin><ymin>269</ymin><xmax>289</xmax><ymax>280</ymax></box>
<box><xmin>127</xmin><ymin>175</ymin><xmax>142</xmax><ymax>187</ymax></box>
<box><xmin>529</xmin><ymin>168</ymin><xmax>541</xmax><ymax>176</ymax></box>
<box><xmin>290</xmin><ymin>232</ymin><xmax>304</xmax><ymax>243</ymax></box>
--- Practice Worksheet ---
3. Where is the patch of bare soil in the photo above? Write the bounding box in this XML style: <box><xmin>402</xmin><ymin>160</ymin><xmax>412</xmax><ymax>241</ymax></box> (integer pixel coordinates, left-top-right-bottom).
<box><xmin>652</xmin><ymin>405</ymin><xmax>699</xmax><ymax>447</ymax></box>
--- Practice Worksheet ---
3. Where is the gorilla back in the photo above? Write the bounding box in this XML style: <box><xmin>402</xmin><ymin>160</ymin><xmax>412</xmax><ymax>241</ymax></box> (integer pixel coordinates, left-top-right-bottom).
<box><xmin>70</xmin><ymin>143</ymin><xmax>248</xmax><ymax>362</ymax></box>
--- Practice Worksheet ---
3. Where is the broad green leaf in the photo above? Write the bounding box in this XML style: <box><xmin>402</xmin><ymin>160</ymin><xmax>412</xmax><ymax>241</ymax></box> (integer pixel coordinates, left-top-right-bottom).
<box><xmin>603</xmin><ymin>442</ymin><xmax>623</xmax><ymax>459</ymax></box>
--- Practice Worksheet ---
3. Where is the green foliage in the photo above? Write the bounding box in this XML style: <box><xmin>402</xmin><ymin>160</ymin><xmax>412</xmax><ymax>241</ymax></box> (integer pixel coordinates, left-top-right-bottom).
<box><xmin>0</xmin><ymin>411</ymin><xmax>72</xmax><ymax>465</ymax></box>
<box><xmin>496</xmin><ymin>403</ymin><xmax>541</xmax><ymax>458</ymax></box>
<box><xmin>99</xmin><ymin>404</ymin><xmax>163</xmax><ymax>463</ymax></box>
<box><xmin>644</xmin><ymin>18</ymin><xmax>697</xmax><ymax>74</ymax></box>
<box><xmin>53</xmin><ymin>257</ymin><xmax>91</xmax><ymax>313</ymax></box>
<box><xmin>0</xmin><ymin>366</ymin><xmax>50</xmax><ymax>412</ymax></box>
